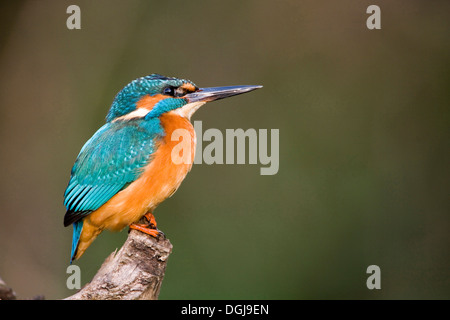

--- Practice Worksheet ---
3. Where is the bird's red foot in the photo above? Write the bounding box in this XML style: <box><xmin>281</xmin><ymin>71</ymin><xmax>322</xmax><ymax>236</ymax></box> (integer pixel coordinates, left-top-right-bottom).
<box><xmin>143</xmin><ymin>212</ymin><xmax>157</xmax><ymax>229</ymax></box>
<box><xmin>129</xmin><ymin>223</ymin><xmax>160</xmax><ymax>237</ymax></box>
<box><xmin>129</xmin><ymin>212</ymin><xmax>164</xmax><ymax>238</ymax></box>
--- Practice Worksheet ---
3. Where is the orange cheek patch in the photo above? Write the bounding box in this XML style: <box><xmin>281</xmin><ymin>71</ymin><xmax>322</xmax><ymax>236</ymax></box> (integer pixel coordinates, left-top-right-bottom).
<box><xmin>180</xmin><ymin>83</ymin><xmax>197</xmax><ymax>92</ymax></box>
<box><xmin>136</xmin><ymin>94</ymin><xmax>167</xmax><ymax>111</ymax></box>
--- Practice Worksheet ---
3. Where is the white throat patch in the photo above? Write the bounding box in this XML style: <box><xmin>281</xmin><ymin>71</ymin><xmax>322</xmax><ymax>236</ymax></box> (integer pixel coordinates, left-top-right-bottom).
<box><xmin>172</xmin><ymin>101</ymin><xmax>206</xmax><ymax>120</ymax></box>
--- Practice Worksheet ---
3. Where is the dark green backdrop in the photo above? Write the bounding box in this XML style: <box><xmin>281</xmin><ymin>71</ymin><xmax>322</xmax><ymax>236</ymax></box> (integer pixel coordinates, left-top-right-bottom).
<box><xmin>0</xmin><ymin>1</ymin><xmax>449</xmax><ymax>299</ymax></box>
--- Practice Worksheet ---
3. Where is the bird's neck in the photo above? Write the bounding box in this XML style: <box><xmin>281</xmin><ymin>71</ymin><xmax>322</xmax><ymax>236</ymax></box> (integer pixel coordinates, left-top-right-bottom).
<box><xmin>159</xmin><ymin>112</ymin><xmax>196</xmax><ymax>165</ymax></box>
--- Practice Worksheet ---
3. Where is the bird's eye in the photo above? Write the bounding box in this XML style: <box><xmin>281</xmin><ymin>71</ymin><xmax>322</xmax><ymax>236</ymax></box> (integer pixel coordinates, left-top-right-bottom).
<box><xmin>163</xmin><ymin>86</ymin><xmax>175</xmax><ymax>96</ymax></box>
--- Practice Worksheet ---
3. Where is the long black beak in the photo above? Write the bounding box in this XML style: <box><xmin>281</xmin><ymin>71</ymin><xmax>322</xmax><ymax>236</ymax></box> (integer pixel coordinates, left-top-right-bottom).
<box><xmin>185</xmin><ymin>85</ymin><xmax>262</xmax><ymax>103</ymax></box>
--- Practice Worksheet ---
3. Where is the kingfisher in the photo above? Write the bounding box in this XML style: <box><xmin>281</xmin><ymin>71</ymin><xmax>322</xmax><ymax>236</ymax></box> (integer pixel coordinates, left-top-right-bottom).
<box><xmin>63</xmin><ymin>74</ymin><xmax>261</xmax><ymax>263</ymax></box>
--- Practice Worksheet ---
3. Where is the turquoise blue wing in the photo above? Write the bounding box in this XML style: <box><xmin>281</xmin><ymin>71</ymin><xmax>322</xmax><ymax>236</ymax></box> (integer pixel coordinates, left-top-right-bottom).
<box><xmin>63</xmin><ymin>119</ymin><xmax>163</xmax><ymax>226</ymax></box>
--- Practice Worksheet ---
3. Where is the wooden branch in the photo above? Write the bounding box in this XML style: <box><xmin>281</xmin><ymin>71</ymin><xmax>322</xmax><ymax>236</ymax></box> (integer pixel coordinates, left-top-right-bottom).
<box><xmin>65</xmin><ymin>228</ymin><xmax>172</xmax><ymax>300</ymax></box>
<box><xmin>0</xmin><ymin>276</ymin><xmax>17</xmax><ymax>300</ymax></box>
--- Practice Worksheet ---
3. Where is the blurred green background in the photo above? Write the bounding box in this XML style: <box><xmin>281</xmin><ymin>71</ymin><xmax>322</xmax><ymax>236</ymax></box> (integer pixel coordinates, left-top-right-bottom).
<box><xmin>0</xmin><ymin>0</ymin><xmax>449</xmax><ymax>299</ymax></box>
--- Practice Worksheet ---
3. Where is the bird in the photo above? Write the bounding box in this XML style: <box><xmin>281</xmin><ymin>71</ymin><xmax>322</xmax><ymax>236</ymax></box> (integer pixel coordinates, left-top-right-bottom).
<box><xmin>63</xmin><ymin>74</ymin><xmax>262</xmax><ymax>263</ymax></box>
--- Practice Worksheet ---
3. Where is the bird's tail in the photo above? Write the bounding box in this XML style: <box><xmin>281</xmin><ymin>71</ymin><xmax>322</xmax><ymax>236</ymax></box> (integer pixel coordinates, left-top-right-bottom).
<box><xmin>70</xmin><ymin>220</ymin><xmax>83</xmax><ymax>264</ymax></box>
<box><xmin>70</xmin><ymin>218</ymin><xmax>102</xmax><ymax>263</ymax></box>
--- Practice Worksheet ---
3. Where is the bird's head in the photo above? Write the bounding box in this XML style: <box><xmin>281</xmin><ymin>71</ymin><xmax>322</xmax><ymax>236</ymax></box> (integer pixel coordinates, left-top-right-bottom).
<box><xmin>106</xmin><ymin>74</ymin><xmax>262</xmax><ymax>122</ymax></box>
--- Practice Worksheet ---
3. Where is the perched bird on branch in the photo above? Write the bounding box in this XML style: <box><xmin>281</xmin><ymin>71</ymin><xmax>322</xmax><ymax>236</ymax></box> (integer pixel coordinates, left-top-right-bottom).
<box><xmin>63</xmin><ymin>74</ymin><xmax>261</xmax><ymax>263</ymax></box>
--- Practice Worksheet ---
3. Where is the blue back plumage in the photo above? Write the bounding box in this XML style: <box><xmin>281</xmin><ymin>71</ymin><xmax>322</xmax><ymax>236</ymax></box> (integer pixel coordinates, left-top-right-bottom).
<box><xmin>63</xmin><ymin>117</ymin><xmax>164</xmax><ymax>226</ymax></box>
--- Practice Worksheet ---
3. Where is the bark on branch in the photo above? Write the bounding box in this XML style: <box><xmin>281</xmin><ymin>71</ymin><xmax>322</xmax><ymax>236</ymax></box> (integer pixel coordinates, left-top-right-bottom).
<box><xmin>65</xmin><ymin>228</ymin><xmax>172</xmax><ymax>300</ymax></box>
<box><xmin>0</xmin><ymin>276</ymin><xmax>17</xmax><ymax>300</ymax></box>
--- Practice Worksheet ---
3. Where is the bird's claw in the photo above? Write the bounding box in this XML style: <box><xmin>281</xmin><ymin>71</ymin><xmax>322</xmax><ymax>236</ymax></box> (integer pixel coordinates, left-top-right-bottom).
<box><xmin>156</xmin><ymin>228</ymin><xmax>166</xmax><ymax>240</ymax></box>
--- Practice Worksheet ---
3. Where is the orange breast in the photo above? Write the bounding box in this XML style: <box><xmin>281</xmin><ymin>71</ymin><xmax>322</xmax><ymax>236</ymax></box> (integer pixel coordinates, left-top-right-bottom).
<box><xmin>86</xmin><ymin>111</ymin><xmax>196</xmax><ymax>232</ymax></box>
